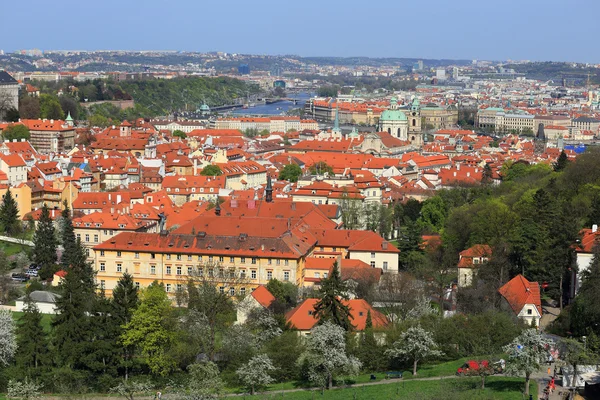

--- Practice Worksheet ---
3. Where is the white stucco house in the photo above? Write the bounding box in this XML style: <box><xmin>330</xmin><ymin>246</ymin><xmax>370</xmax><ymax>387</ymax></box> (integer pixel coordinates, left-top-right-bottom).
<box><xmin>498</xmin><ymin>274</ymin><xmax>542</xmax><ymax>327</ymax></box>
<box><xmin>15</xmin><ymin>291</ymin><xmax>61</xmax><ymax>314</ymax></box>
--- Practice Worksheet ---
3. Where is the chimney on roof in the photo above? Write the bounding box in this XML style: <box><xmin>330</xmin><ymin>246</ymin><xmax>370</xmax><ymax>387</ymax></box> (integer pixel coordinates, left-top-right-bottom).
<box><xmin>382</xmin><ymin>241</ymin><xmax>388</xmax><ymax>250</ymax></box>
<box><xmin>215</xmin><ymin>199</ymin><xmax>221</xmax><ymax>216</ymax></box>
<box><xmin>593</xmin><ymin>224</ymin><xmax>598</xmax><ymax>233</ymax></box>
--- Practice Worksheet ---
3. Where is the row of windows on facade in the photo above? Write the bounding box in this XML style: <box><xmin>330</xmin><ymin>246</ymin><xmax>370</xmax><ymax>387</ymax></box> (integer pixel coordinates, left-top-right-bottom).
<box><xmin>99</xmin><ymin>280</ymin><xmax>253</xmax><ymax>296</ymax></box>
<box><xmin>98</xmin><ymin>250</ymin><xmax>291</xmax><ymax>266</ymax></box>
<box><xmin>98</xmin><ymin>263</ymin><xmax>291</xmax><ymax>281</ymax></box>
<box><xmin>166</xmin><ymin>187</ymin><xmax>215</xmax><ymax>193</ymax></box>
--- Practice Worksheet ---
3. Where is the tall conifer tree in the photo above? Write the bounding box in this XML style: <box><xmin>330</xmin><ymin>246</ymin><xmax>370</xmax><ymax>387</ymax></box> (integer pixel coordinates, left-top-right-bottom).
<box><xmin>0</xmin><ymin>188</ymin><xmax>20</xmax><ymax>235</ymax></box>
<box><xmin>15</xmin><ymin>293</ymin><xmax>50</xmax><ymax>375</ymax></box>
<box><xmin>314</xmin><ymin>263</ymin><xmax>353</xmax><ymax>331</ymax></box>
<box><xmin>33</xmin><ymin>204</ymin><xmax>58</xmax><ymax>280</ymax></box>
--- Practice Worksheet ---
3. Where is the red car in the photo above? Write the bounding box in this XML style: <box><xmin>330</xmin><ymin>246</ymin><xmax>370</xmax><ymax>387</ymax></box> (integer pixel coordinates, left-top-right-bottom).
<box><xmin>457</xmin><ymin>360</ymin><xmax>502</xmax><ymax>376</ymax></box>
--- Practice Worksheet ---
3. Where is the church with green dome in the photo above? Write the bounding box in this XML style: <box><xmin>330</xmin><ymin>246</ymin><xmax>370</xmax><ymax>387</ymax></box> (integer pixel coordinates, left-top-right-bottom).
<box><xmin>378</xmin><ymin>97</ymin><xmax>422</xmax><ymax>147</ymax></box>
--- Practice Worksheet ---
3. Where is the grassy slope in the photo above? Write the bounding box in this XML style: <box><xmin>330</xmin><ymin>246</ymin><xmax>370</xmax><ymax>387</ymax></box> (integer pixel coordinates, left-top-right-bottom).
<box><xmin>0</xmin><ymin>240</ymin><xmax>27</xmax><ymax>256</ymax></box>
<box><xmin>11</xmin><ymin>311</ymin><xmax>53</xmax><ymax>331</ymax></box>
<box><xmin>252</xmin><ymin>377</ymin><xmax>537</xmax><ymax>400</ymax></box>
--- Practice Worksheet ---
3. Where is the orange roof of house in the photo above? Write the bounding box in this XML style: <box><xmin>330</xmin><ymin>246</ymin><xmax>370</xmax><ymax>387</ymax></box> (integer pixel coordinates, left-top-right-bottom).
<box><xmin>575</xmin><ymin>228</ymin><xmax>600</xmax><ymax>253</ymax></box>
<box><xmin>285</xmin><ymin>298</ymin><xmax>388</xmax><ymax>331</ymax></box>
<box><xmin>458</xmin><ymin>244</ymin><xmax>492</xmax><ymax>268</ymax></box>
<box><xmin>309</xmin><ymin>229</ymin><xmax>399</xmax><ymax>253</ymax></box>
<box><xmin>0</xmin><ymin>154</ymin><xmax>26</xmax><ymax>167</ymax></box>
<box><xmin>498</xmin><ymin>274</ymin><xmax>542</xmax><ymax>316</ymax></box>
<box><xmin>251</xmin><ymin>285</ymin><xmax>276</xmax><ymax>308</ymax></box>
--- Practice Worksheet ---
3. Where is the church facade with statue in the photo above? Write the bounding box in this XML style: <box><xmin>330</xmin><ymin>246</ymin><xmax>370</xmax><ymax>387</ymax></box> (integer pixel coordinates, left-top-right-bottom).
<box><xmin>378</xmin><ymin>97</ymin><xmax>423</xmax><ymax>147</ymax></box>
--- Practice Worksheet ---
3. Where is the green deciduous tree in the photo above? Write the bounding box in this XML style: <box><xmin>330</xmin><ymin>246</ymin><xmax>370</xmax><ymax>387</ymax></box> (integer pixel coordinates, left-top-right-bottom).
<box><xmin>122</xmin><ymin>282</ymin><xmax>177</xmax><ymax>376</ymax></box>
<box><xmin>314</xmin><ymin>263</ymin><xmax>353</xmax><ymax>331</ymax></box>
<box><xmin>39</xmin><ymin>94</ymin><xmax>64</xmax><ymax>120</ymax></box>
<box><xmin>0</xmin><ymin>188</ymin><xmax>20</xmax><ymax>236</ymax></box>
<box><xmin>172</xmin><ymin>129</ymin><xmax>187</xmax><ymax>139</ymax></box>
<box><xmin>385</xmin><ymin>325</ymin><xmax>443</xmax><ymax>376</ymax></box>
<box><xmin>278</xmin><ymin>164</ymin><xmax>302</xmax><ymax>183</ymax></box>
<box><xmin>309</xmin><ymin>161</ymin><xmax>334</xmax><ymax>176</ymax></box>
<box><xmin>236</xmin><ymin>354</ymin><xmax>277</xmax><ymax>395</ymax></box>
<box><xmin>266</xmin><ymin>278</ymin><xmax>298</xmax><ymax>310</ymax></box>
<box><xmin>502</xmin><ymin>329</ymin><xmax>552</xmax><ymax>396</ymax></box>
<box><xmin>19</xmin><ymin>96</ymin><xmax>40</xmax><ymax>119</ymax></box>
<box><xmin>199</xmin><ymin>165</ymin><xmax>222</xmax><ymax>176</ymax></box>
<box><xmin>32</xmin><ymin>204</ymin><xmax>58</xmax><ymax>280</ymax></box>
<box><xmin>2</xmin><ymin>124</ymin><xmax>30</xmax><ymax>141</ymax></box>
<box><xmin>186</xmin><ymin>280</ymin><xmax>235</xmax><ymax>361</ymax></box>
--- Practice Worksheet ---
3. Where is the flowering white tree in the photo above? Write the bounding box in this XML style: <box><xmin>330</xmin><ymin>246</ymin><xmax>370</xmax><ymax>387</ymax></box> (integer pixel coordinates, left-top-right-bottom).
<box><xmin>385</xmin><ymin>325</ymin><xmax>443</xmax><ymax>376</ymax></box>
<box><xmin>186</xmin><ymin>361</ymin><xmax>223</xmax><ymax>399</ymax></box>
<box><xmin>110</xmin><ymin>380</ymin><xmax>151</xmax><ymax>400</ymax></box>
<box><xmin>0</xmin><ymin>308</ymin><xmax>17</xmax><ymax>367</ymax></box>
<box><xmin>236</xmin><ymin>354</ymin><xmax>277</xmax><ymax>395</ymax></box>
<box><xmin>405</xmin><ymin>295</ymin><xmax>436</xmax><ymax>320</ymax></box>
<box><xmin>7</xmin><ymin>379</ymin><xmax>42</xmax><ymax>400</ymax></box>
<box><xmin>250</xmin><ymin>311</ymin><xmax>282</xmax><ymax>345</ymax></box>
<box><xmin>502</xmin><ymin>329</ymin><xmax>552</xmax><ymax>396</ymax></box>
<box><xmin>298</xmin><ymin>321</ymin><xmax>362</xmax><ymax>391</ymax></box>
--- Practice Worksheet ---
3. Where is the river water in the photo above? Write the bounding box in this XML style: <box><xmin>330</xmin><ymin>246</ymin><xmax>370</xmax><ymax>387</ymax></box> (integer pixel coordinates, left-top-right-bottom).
<box><xmin>231</xmin><ymin>92</ymin><xmax>314</xmax><ymax>116</ymax></box>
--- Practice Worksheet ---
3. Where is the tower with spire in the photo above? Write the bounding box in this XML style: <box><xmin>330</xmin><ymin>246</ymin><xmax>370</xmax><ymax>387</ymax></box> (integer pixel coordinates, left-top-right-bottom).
<box><xmin>331</xmin><ymin>102</ymin><xmax>342</xmax><ymax>138</ymax></box>
<box><xmin>265</xmin><ymin>175</ymin><xmax>273</xmax><ymax>203</ymax></box>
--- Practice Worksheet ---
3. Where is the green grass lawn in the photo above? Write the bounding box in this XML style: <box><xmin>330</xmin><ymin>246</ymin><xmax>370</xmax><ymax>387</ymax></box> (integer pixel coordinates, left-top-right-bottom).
<box><xmin>11</xmin><ymin>311</ymin><xmax>53</xmax><ymax>332</ymax></box>
<box><xmin>0</xmin><ymin>239</ymin><xmax>27</xmax><ymax>256</ymax></box>
<box><xmin>251</xmin><ymin>377</ymin><xmax>536</xmax><ymax>400</ymax></box>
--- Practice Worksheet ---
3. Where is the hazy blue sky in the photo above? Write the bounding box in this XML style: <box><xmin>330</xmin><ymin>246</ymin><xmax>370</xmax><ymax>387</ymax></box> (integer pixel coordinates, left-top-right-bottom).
<box><xmin>3</xmin><ymin>0</ymin><xmax>599</xmax><ymax>62</ymax></box>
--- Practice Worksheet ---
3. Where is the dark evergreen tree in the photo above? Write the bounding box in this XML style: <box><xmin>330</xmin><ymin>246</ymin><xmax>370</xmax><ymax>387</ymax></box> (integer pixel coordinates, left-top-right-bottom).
<box><xmin>481</xmin><ymin>163</ymin><xmax>493</xmax><ymax>184</ymax></box>
<box><xmin>357</xmin><ymin>310</ymin><xmax>383</xmax><ymax>371</ymax></box>
<box><xmin>112</xmin><ymin>273</ymin><xmax>139</xmax><ymax>379</ymax></box>
<box><xmin>0</xmin><ymin>187</ymin><xmax>20</xmax><ymax>235</ymax></box>
<box><xmin>33</xmin><ymin>204</ymin><xmax>58</xmax><ymax>280</ymax></box>
<box><xmin>81</xmin><ymin>290</ymin><xmax>121</xmax><ymax>379</ymax></box>
<box><xmin>314</xmin><ymin>263</ymin><xmax>354</xmax><ymax>331</ymax></box>
<box><xmin>52</xmin><ymin>253</ymin><xmax>96</xmax><ymax>369</ymax></box>
<box><xmin>60</xmin><ymin>202</ymin><xmax>79</xmax><ymax>267</ymax></box>
<box><xmin>554</xmin><ymin>150</ymin><xmax>569</xmax><ymax>172</ymax></box>
<box><xmin>15</xmin><ymin>293</ymin><xmax>50</xmax><ymax>375</ymax></box>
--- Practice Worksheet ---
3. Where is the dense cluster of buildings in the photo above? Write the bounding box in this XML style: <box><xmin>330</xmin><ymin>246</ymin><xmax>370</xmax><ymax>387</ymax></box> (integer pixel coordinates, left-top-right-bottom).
<box><xmin>2</xmin><ymin>62</ymin><xmax>600</xmax><ymax>328</ymax></box>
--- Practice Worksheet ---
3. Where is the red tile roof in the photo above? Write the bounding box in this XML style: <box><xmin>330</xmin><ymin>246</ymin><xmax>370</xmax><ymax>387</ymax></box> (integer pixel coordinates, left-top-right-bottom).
<box><xmin>498</xmin><ymin>274</ymin><xmax>542</xmax><ymax>317</ymax></box>
<box><xmin>285</xmin><ymin>298</ymin><xmax>388</xmax><ymax>331</ymax></box>
<box><xmin>251</xmin><ymin>285</ymin><xmax>276</xmax><ymax>308</ymax></box>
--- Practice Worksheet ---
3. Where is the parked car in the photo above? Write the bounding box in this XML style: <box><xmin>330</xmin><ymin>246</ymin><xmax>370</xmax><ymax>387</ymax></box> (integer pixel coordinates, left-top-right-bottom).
<box><xmin>11</xmin><ymin>273</ymin><xmax>29</xmax><ymax>282</ymax></box>
<box><xmin>25</xmin><ymin>269</ymin><xmax>38</xmax><ymax>277</ymax></box>
<box><xmin>456</xmin><ymin>360</ymin><xmax>504</xmax><ymax>376</ymax></box>
<box><xmin>29</xmin><ymin>263</ymin><xmax>41</xmax><ymax>270</ymax></box>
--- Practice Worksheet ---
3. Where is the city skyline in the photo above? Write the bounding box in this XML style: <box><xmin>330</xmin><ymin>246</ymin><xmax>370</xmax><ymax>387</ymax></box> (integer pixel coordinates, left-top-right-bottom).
<box><xmin>2</xmin><ymin>0</ymin><xmax>599</xmax><ymax>63</ymax></box>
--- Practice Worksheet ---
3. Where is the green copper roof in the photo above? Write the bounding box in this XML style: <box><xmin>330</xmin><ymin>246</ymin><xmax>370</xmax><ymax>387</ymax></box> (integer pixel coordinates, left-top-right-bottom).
<box><xmin>380</xmin><ymin>109</ymin><xmax>407</xmax><ymax>121</ymax></box>
<box><xmin>65</xmin><ymin>111</ymin><xmax>73</xmax><ymax>121</ymax></box>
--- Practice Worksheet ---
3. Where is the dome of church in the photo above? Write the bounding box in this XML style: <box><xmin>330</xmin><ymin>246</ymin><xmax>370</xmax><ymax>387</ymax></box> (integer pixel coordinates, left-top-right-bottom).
<box><xmin>380</xmin><ymin>109</ymin><xmax>407</xmax><ymax>122</ymax></box>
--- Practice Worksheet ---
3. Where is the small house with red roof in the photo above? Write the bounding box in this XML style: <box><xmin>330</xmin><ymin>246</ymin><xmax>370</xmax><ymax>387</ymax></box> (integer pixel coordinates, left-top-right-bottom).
<box><xmin>573</xmin><ymin>224</ymin><xmax>600</xmax><ymax>295</ymax></box>
<box><xmin>498</xmin><ymin>274</ymin><xmax>542</xmax><ymax>327</ymax></box>
<box><xmin>285</xmin><ymin>298</ymin><xmax>388</xmax><ymax>335</ymax></box>
<box><xmin>236</xmin><ymin>285</ymin><xmax>276</xmax><ymax>324</ymax></box>
<box><xmin>457</xmin><ymin>244</ymin><xmax>492</xmax><ymax>287</ymax></box>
